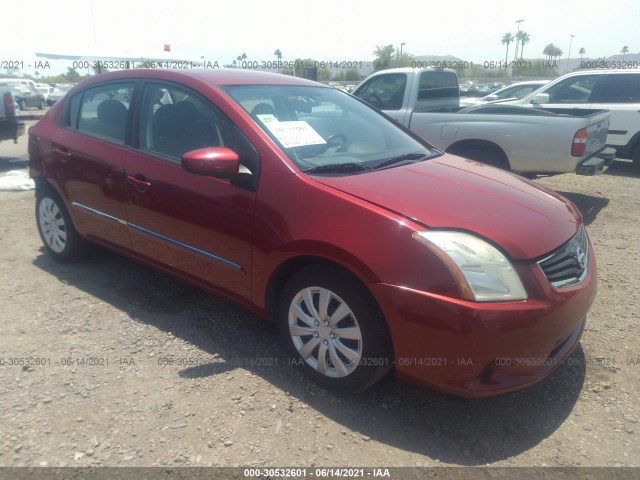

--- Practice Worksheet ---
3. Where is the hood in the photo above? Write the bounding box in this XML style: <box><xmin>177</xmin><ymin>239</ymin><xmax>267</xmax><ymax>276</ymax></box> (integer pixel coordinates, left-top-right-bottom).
<box><xmin>314</xmin><ymin>155</ymin><xmax>582</xmax><ymax>260</ymax></box>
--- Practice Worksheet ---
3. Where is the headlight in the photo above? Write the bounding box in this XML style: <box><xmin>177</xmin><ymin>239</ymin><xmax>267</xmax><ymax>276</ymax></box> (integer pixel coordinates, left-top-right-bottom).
<box><xmin>413</xmin><ymin>231</ymin><xmax>527</xmax><ymax>302</ymax></box>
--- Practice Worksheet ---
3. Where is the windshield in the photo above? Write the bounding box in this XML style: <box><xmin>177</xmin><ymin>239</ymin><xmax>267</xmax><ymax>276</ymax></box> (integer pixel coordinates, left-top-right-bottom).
<box><xmin>222</xmin><ymin>85</ymin><xmax>440</xmax><ymax>175</ymax></box>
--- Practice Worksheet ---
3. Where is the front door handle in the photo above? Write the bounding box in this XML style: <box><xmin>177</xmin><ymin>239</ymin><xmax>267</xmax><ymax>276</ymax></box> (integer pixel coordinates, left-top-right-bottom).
<box><xmin>127</xmin><ymin>174</ymin><xmax>151</xmax><ymax>193</ymax></box>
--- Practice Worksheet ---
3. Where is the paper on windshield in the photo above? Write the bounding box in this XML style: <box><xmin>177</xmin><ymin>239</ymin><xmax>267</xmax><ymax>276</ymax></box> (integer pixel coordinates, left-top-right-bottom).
<box><xmin>256</xmin><ymin>114</ymin><xmax>278</xmax><ymax>124</ymax></box>
<box><xmin>264</xmin><ymin>121</ymin><xmax>326</xmax><ymax>148</ymax></box>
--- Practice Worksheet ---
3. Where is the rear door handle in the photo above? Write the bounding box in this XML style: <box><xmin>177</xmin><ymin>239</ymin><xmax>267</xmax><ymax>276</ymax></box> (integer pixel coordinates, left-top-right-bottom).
<box><xmin>53</xmin><ymin>145</ymin><xmax>72</xmax><ymax>162</ymax></box>
<box><xmin>127</xmin><ymin>174</ymin><xmax>151</xmax><ymax>193</ymax></box>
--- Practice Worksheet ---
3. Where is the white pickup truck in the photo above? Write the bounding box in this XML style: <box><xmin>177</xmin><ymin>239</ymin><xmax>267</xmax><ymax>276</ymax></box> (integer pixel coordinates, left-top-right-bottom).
<box><xmin>353</xmin><ymin>68</ymin><xmax>613</xmax><ymax>175</ymax></box>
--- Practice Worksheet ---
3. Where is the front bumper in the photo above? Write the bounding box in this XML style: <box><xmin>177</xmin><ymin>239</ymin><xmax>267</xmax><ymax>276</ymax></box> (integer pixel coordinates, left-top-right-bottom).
<box><xmin>369</xmin><ymin>243</ymin><xmax>597</xmax><ymax>397</ymax></box>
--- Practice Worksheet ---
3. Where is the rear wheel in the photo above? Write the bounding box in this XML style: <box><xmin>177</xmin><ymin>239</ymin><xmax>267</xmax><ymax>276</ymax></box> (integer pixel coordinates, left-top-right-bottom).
<box><xmin>279</xmin><ymin>265</ymin><xmax>393</xmax><ymax>393</ymax></box>
<box><xmin>447</xmin><ymin>143</ymin><xmax>511</xmax><ymax>171</ymax></box>
<box><xmin>632</xmin><ymin>143</ymin><xmax>640</xmax><ymax>171</ymax></box>
<box><xmin>36</xmin><ymin>187</ymin><xmax>88</xmax><ymax>262</ymax></box>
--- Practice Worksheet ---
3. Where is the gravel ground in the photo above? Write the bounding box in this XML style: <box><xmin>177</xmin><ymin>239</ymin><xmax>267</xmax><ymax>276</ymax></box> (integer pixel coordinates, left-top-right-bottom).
<box><xmin>0</xmin><ymin>145</ymin><xmax>638</xmax><ymax>471</ymax></box>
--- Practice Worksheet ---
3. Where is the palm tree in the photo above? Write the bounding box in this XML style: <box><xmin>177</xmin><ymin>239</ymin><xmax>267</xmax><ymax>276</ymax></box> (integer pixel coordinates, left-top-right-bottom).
<box><xmin>273</xmin><ymin>49</ymin><xmax>283</xmax><ymax>72</ymax></box>
<box><xmin>234</xmin><ymin>53</ymin><xmax>248</xmax><ymax>69</ymax></box>
<box><xmin>621</xmin><ymin>46</ymin><xmax>629</xmax><ymax>59</ymax></box>
<box><xmin>501</xmin><ymin>33</ymin><xmax>514</xmax><ymax>64</ymax></box>
<box><xmin>517</xmin><ymin>31</ymin><xmax>530</xmax><ymax>59</ymax></box>
<box><xmin>579</xmin><ymin>47</ymin><xmax>585</xmax><ymax>61</ymax></box>
<box><xmin>543</xmin><ymin>43</ymin><xmax>555</xmax><ymax>61</ymax></box>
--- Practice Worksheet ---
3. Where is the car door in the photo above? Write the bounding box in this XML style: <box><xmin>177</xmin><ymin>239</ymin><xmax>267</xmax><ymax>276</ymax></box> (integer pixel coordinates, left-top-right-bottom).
<box><xmin>51</xmin><ymin>81</ymin><xmax>135</xmax><ymax>248</ymax></box>
<box><xmin>124</xmin><ymin>81</ymin><xmax>257</xmax><ymax>301</ymax></box>
<box><xmin>587</xmin><ymin>73</ymin><xmax>640</xmax><ymax>150</ymax></box>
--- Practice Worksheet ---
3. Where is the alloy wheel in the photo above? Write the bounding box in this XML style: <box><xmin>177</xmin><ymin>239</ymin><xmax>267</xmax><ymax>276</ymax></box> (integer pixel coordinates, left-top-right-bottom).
<box><xmin>288</xmin><ymin>286</ymin><xmax>363</xmax><ymax>378</ymax></box>
<box><xmin>38</xmin><ymin>197</ymin><xmax>67</xmax><ymax>253</ymax></box>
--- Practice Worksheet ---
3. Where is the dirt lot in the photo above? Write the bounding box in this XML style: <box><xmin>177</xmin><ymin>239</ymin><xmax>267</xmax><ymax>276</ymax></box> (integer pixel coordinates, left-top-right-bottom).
<box><xmin>0</xmin><ymin>132</ymin><xmax>639</xmax><ymax>471</ymax></box>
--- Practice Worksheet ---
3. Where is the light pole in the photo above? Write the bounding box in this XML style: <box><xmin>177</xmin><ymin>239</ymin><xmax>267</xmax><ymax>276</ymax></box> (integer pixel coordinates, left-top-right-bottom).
<box><xmin>514</xmin><ymin>19</ymin><xmax>524</xmax><ymax>61</ymax></box>
<box><xmin>567</xmin><ymin>34</ymin><xmax>574</xmax><ymax>73</ymax></box>
<box><xmin>400</xmin><ymin>42</ymin><xmax>406</xmax><ymax>57</ymax></box>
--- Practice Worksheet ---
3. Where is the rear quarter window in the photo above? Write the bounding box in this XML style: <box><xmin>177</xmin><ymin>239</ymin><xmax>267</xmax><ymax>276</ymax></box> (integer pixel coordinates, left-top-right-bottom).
<box><xmin>415</xmin><ymin>71</ymin><xmax>459</xmax><ymax>112</ymax></box>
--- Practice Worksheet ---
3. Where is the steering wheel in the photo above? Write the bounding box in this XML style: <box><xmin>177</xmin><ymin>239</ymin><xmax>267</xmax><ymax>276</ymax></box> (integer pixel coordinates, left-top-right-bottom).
<box><xmin>367</xmin><ymin>93</ymin><xmax>384</xmax><ymax>109</ymax></box>
<box><xmin>296</xmin><ymin>134</ymin><xmax>348</xmax><ymax>157</ymax></box>
<box><xmin>324</xmin><ymin>134</ymin><xmax>347</xmax><ymax>152</ymax></box>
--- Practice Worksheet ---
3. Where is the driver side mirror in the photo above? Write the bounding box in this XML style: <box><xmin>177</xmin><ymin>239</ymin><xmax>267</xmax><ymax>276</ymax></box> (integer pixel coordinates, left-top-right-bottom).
<box><xmin>532</xmin><ymin>93</ymin><xmax>550</xmax><ymax>105</ymax></box>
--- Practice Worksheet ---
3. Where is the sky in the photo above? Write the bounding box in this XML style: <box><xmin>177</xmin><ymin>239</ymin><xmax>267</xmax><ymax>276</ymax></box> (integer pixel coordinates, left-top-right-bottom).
<box><xmin>2</xmin><ymin>0</ymin><xmax>638</xmax><ymax>76</ymax></box>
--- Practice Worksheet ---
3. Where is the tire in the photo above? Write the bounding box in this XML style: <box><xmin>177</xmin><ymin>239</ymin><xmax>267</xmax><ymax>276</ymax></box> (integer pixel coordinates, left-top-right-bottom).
<box><xmin>35</xmin><ymin>187</ymin><xmax>89</xmax><ymax>262</ymax></box>
<box><xmin>279</xmin><ymin>265</ymin><xmax>393</xmax><ymax>393</ymax></box>
<box><xmin>19</xmin><ymin>99</ymin><xmax>27</xmax><ymax>111</ymax></box>
<box><xmin>39</xmin><ymin>99</ymin><xmax>46</xmax><ymax>110</ymax></box>
<box><xmin>633</xmin><ymin>143</ymin><xmax>640</xmax><ymax>171</ymax></box>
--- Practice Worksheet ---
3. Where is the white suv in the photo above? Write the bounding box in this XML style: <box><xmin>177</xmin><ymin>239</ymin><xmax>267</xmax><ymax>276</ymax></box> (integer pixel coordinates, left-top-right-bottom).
<box><xmin>513</xmin><ymin>69</ymin><xmax>640</xmax><ymax>167</ymax></box>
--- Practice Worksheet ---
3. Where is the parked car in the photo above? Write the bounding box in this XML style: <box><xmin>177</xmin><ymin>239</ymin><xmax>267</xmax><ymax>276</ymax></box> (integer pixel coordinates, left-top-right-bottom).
<box><xmin>460</xmin><ymin>80</ymin><xmax>549</xmax><ymax>107</ymax></box>
<box><xmin>35</xmin><ymin>83</ymin><xmax>55</xmax><ymax>106</ymax></box>
<box><xmin>0</xmin><ymin>84</ymin><xmax>25</xmax><ymax>143</ymax></box>
<box><xmin>0</xmin><ymin>77</ymin><xmax>39</xmax><ymax>92</ymax></box>
<box><xmin>473</xmin><ymin>82</ymin><xmax>504</xmax><ymax>97</ymax></box>
<box><xmin>47</xmin><ymin>84</ymin><xmax>74</xmax><ymax>105</ymax></box>
<box><xmin>509</xmin><ymin>69</ymin><xmax>640</xmax><ymax>168</ymax></box>
<box><xmin>30</xmin><ymin>69</ymin><xmax>597</xmax><ymax>397</ymax></box>
<box><xmin>459</xmin><ymin>81</ymin><xmax>477</xmax><ymax>96</ymax></box>
<box><xmin>6</xmin><ymin>84</ymin><xmax>46</xmax><ymax>110</ymax></box>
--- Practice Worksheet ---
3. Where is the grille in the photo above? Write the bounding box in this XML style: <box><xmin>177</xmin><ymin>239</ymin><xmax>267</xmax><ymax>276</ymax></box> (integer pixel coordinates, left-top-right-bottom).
<box><xmin>538</xmin><ymin>227</ymin><xmax>589</xmax><ymax>287</ymax></box>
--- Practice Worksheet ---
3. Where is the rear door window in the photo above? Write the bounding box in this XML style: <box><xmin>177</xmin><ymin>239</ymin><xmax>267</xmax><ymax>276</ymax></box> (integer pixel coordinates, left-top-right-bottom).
<box><xmin>69</xmin><ymin>82</ymin><xmax>136</xmax><ymax>144</ymax></box>
<box><xmin>591</xmin><ymin>74</ymin><xmax>640</xmax><ymax>103</ymax></box>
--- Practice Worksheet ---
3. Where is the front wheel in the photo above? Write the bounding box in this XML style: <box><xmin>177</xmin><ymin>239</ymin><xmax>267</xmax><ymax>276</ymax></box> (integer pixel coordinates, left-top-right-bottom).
<box><xmin>279</xmin><ymin>265</ymin><xmax>393</xmax><ymax>393</ymax></box>
<box><xmin>36</xmin><ymin>188</ymin><xmax>88</xmax><ymax>262</ymax></box>
<box><xmin>39</xmin><ymin>99</ymin><xmax>46</xmax><ymax>110</ymax></box>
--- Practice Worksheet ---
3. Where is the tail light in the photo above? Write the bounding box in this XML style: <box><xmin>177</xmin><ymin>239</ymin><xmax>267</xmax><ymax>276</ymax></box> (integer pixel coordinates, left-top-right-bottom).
<box><xmin>572</xmin><ymin>128</ymin><xmax>587</xmax><ymax>157</ymax></box>
<box><xmin>4</xmin><ymin>92</ymin><xmax>16</xmax><ymax>118</ymax></box>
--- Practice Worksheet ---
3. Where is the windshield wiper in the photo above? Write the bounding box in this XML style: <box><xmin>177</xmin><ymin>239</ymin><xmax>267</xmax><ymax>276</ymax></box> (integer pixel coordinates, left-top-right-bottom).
<box><xmin>372</xmin><ymin>152</ymin><xmax>431</xmax><ymax>170</ymax></box>
<box><xmin>302</xmin><ymin>162</ymin><xmax>372</xmax><ymax>174</ymax></box>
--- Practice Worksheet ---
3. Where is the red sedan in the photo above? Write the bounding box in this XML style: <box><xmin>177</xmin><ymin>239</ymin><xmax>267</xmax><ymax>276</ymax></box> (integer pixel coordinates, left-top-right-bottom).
<box><xmin>29</xmin><ymin>69</ymin><xmax>596</xmax><ymax>396</ymax></box>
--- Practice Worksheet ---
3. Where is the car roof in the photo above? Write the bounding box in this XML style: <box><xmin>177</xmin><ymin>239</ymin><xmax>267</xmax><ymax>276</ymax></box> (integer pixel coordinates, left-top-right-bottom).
<box><xmin>73</xmin><ymin>69</ymin><xmax>323</xmax><ymax>89</ymax></box>
<box><xmin>560</xmin><ymin>68</ymin><xmax>640</xmax><ymax>77</ymax></box>
<box><xmin>508</xmin><ymin>80</ymin><xmax>549</xmax><ymax>85</ymax></box>
<box><xmin>367</xmin><ymin>67</ymin><xmax>457</xmax><ymax>75</ymax></box>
